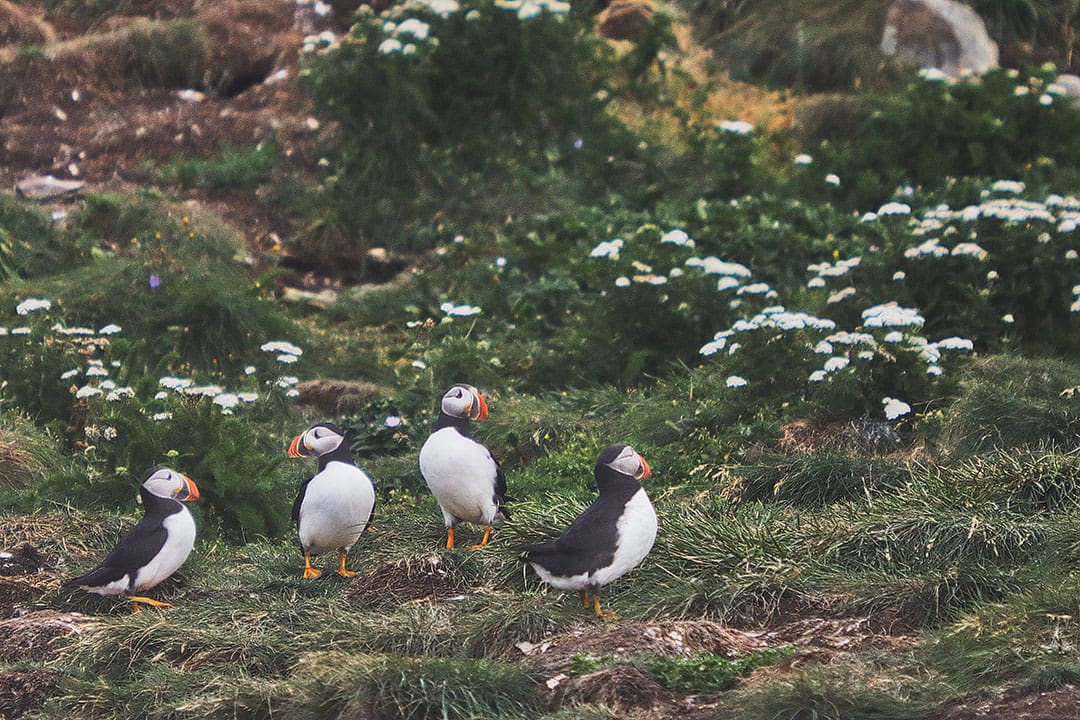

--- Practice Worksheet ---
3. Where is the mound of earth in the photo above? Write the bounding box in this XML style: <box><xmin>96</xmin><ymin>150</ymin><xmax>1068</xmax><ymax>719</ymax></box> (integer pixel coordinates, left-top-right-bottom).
<box><xmin>346</xmin><ymin>555</ymin><xmax>468</xmax><ymax>606</ymax></box>
<box><xmin>0</xmin><ymin>610</ymin><xmax>99</xmax><ymax>662</ymax></box>
<box><xmin>0</xmin><ymin>668</ymin><xmax>64</xmax><ymax>720</ymax></box>
<box><xmin>937</xmin><ymin>686</ymin><xmax>1080</xmax><ymax>720</ymax></box>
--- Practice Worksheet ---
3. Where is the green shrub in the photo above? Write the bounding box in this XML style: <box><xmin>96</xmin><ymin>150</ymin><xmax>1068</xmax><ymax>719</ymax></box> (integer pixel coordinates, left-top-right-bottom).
<box><xmin>804</xmin><ymin>67</ymin><xmax>1080</xmax><ymax>209</ymax></box>
<box><xmin>298</xmin><ymin>0</ymin><xmax>668</xmax><ymax>263</ymax></box>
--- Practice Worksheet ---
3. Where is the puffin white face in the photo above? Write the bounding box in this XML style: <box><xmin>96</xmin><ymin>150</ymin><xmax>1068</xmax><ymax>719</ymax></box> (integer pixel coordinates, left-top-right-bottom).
<box><xmin>288</xmin><ymin>423</ymin><xmax>346</xmax><ymax>458</ymax></box>
<box><xmin>604</xmin><ymin>445</ymin><xmax>652</xmax><ymax>480</ymax></box>
<box><xmin>440</xmin><ymin>384</ymin><xmax>489</xmax><ymax>420</ymax></box>
<box><xmin>142</xmin><ymin>467</ymin><xmax>200</xmax><ymax>502</ymax></box>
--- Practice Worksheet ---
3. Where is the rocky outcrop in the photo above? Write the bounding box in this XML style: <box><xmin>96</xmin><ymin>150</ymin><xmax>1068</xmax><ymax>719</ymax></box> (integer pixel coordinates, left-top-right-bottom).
<box><xmin>881</xmin><ymin>0</ymin><xmax>998</xmax><ymax>76</ymax></box>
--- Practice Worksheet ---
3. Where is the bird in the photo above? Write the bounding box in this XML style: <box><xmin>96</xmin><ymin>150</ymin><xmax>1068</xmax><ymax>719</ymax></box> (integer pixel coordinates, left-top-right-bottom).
<box><xmin>64</xmin><ymin>466</ymin><xmax>200</xmax><ymax>613</ymax></box>
<box><xmin>522</xmin><ymin>443</ymin><xmax>656</xmax><ymax>619</ymax></box>
<box><xmin>288</xmin><ymin>421</ymin><xmax>376</xmax><ymax>578</ymax></box>
<box><xmin>419</xmin><ymin>383</ymin><xmax>510</xmax><ymax>550</ymax></box>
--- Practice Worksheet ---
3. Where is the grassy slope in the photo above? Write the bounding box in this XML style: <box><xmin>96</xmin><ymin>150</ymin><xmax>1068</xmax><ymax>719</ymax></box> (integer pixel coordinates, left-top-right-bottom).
<box><xmin>6</xmin><ymin>4</ymin><xmax>1080</xmax><ymax>720</ymax></box>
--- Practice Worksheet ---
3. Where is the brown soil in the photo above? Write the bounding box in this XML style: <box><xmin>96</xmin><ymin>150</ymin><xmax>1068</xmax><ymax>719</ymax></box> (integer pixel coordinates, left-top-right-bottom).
<box><xmin>346</xmin><ymin>555</ymin><xmax>468</xmax><ymax>606</ymax></box>
<box><xmin>0</xmin><ymin>610</ymin><xmax>99</xmax><ymax>662</ymax></box>
<box><xmin>0</xmin><ymin>0</ymin><xmax>317</xmax><ymax>261</ymax></box>
<box><xmin>0</xmin><ymin>668</ymin><xmax>64</xmax><ymax>720</ymax></box>
<box><xmin>936</xmin><ymin>686</ymin><xmax>1080</xmax><ymax>720</ymax></box>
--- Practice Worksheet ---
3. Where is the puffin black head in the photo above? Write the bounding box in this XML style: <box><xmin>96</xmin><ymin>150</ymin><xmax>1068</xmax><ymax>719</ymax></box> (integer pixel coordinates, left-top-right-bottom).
<box><xmin>142</xmin><ymin>466</ymin><xmax>200</xmax><ymax>502</ymax></box>
<box><xmin>596</xmin><ymin>444</ymin><xmax>651</xmax><ymax>480</ymax></box>
<box><xmin>288</xmin><ymin>422</ymin><xmax>347</xmax><ymax>458</ymax></box>
<box><xmin>439</xmin><ymin>384</ymin><xmax>489</xmax><ymax>421</ymax></box>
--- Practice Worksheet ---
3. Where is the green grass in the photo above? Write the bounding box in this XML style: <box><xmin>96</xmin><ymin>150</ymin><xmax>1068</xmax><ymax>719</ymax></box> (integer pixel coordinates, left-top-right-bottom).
<box><xmin>158</xmin><ymin>141</ymin><xmax>280</xmax><ymax>190</ymax></box>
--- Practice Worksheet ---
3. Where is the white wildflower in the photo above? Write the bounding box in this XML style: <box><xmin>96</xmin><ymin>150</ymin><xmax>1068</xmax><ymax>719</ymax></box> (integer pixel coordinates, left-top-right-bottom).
<box><xmin>75</xmin><ymin>385</ymin><xmax>101</xmax><ymax>399</ymax></box>
<box><xmin>794</xmin><ymin>153</ymin><xmax>813</xmax><ymax>165</ymax></box>
<box><xmin>809</xmin><ymin>370</ymin><xmax>827</xmax><ymax>382</ymax></box>
<box><xmin>98</xmin><ymin>324</ymin><xmax>122</xmax><ymax>335</ymax></box>
<box><xmin>590</xmin><ymin>238</ymin><xmax>624</xmax><ymax>258</ymax></box>
<box><xmin>877</xmin><ymin>202</ymin><xmax>911</xmax><ymax>216</ymax></box>
<box><xmin>725</xmin><ymin>375</ymin><xmax>748</xmax><ymax>388</ymax></box>
<box><xmin>862</xmin><ymin>302</ymin><xmax>924</xmax><ymax>328</ymax></box>
<box><xmin>660</xmin><ymin>229</ymin><xmax>694</xmax><ymax>247</ymax></box>
<box><xmin>60</xmin><ymin>369</ymin><xmax>80</xmax><ymax>380</ymax></box>
<box><xmin>893</xmin><ymin>271</ymin><xmax>906</xmax><ymax>281</ymax></box>
<box><xmin>935</xmin><ymin>336</ymin><xmax>974</xmax><ymax>351</ymax></box>
<box><xmin>261</xmin><ymin>340</ymin><xmax>303</xmax><ymax>357</ymax></box>
<box><xmin>882</xmin><ymin>397</ymin><xmax>912</xmax><ymax>420</ymax></box>
<box><xmin>440</xmin><ymin>302</ymin><xmax>482</xmax><ymax>316</ymax></box>
<box><xmin>276</xmin><ymin>376</ymin><xmax>300</xmax><ymax>388</ymax></box>
<box><xmin>825</xmin><ymin>173</ymin><xmax>841</xmax><ymax>187</ymax></box>
<box><xmin>807</xmin><ymin>277</ymin><xmax>826</xmax><ymax>289</ymax></box>
<box><xmin>824</xmin><ymin>356</ymin><xmax>850</xmax><ymax>373</ymax></box>
<box><xmin>16</xmin><ymin>298</ymin><xmax>51</xmax><ymax>315</ymax></box>
<box><xmin>277</xmin><ymin>354</ymin><xmax>300</xmax><ymax>364</ymax></box>
<box><xmin>827</xmin><ymin>287</ymin><xmax>856</xmax><ymax>304</ymax></box>
<box><xmin>718</xmin><ymin>120</ymin><xmax>753</xmax><ymax>135</ymax></box>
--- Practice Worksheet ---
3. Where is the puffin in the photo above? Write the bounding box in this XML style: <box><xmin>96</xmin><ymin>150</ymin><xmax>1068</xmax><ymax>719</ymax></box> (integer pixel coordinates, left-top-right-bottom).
<box><xmin>64</xmin><ymin>466</ymin><xmax>200</xmax><ymax>613</ymax></box>
<box><xmin>288</xmin><ymin>421</ymin><xmax>376</xmax><ymax>578</ymax></box>
<box><xmin>522</xmin><ymin>444</ymin><xmax>656</xmax><ymax>618</ymax></box>
<box><xmin>419</xmin><ymin>383</ymin><xmax>510</xmax><ymax>549</ymax></box>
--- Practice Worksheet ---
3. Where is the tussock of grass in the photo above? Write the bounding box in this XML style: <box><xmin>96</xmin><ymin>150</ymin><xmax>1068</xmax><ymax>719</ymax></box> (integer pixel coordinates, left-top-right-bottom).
<box><xmin>928</xmin><ymin>573</ymin><xmax>1080</xmax><ymax>691</ymax></box>
<box><xmin>942</xmin><ymin>356</ymin><xmax>1080</xmax><ymax>456</ymax></box>
<box><xmin>287</xmin><ymin>651</ymin><xmax>539</xmax><ymax>720</ymax></box>
<box><xmin>158</xmin><ymin>141</ymin><xmax>280</xmax><ymax>190</ymax></box>
<box><xmin>730</xmin><ymin>452</ymin><xmax>911</xmax><ymax>506</ymax></box>
<box><xmin>732</xmin><ymin>671</ymin><xmax>932</xmax><ymax>720</ymax></box>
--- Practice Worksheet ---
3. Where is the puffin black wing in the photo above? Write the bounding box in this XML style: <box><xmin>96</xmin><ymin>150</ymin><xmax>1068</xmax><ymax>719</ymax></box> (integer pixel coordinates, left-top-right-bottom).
<box><xmin>520</xmin><ymin>497</ymin><xmax>629</xmax><ymax>578</ymax></box>
<box><xmin>291</xmin><ymin>476</ymin><xmax>314</xmax><ymax>528</ymax></box>
<box><xmin>493</xmin><ymin>454</ymin><xmax>511</xmax><ymax>520</ymax></box>
<box><xmin>64</xmin><ymin>514</ymin><xmax>169</xmax><ymax>590</ymax></box>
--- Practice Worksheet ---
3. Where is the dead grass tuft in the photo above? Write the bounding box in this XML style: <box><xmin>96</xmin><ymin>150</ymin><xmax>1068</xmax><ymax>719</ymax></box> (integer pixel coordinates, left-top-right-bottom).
<box><xmin>0</xmin><ymin>434</ymin><xmax>43</xmax><ymax>490</ymax></box>
<box><xmin>0</xmin><ymin>610</ymin><xmax>100</xmax><ymax>662</ymax></box>
<box><xmin>346</xmin><ymin>554</ymin><xmax>468</xmax><ymax>607</ymax></box>
<box><xmin>295</xmin><ymin>379</ymin><xmax>388</xmax><ymax>416</ymax></box>
<box><xmin>556</xmin><ymin>663</ymin><xmax>677</xmax><ymax>711</ymax></box>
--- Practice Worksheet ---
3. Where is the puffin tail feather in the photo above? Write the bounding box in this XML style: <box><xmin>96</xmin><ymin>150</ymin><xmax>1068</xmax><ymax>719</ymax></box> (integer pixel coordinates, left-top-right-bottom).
<box><xmin>63</xmin><ymin>565</ymin><xmax>114</xmax><ymax>589</ymax></box>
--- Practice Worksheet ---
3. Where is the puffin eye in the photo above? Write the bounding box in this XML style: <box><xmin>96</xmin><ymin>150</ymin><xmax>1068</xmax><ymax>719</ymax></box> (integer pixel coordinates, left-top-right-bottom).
<box><xmin>454</xmin><ymin>390</ymin><xmax>463</xmax><ymax>398</ymax></box>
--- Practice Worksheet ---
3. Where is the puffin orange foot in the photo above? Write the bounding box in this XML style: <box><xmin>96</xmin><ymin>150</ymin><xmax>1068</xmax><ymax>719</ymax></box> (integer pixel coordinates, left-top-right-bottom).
<box><xmin>129</xmin><ymin>596</ymin><xmax>174</xmax><ymax>612</ymax></box>
<box><xmin>303</xmin><ymin>566</ymin><xmax>322</xmax><ymax>579</ymax></box>
<box><xmin>469</xmin><ymin>526</ymin><xmax>493</xmax><ymax>550</ymax></box>
<box><xmin>336</xmin><ymin>550</ymin><xmax>356</xmax><ymax>577</ymax></box>
<box><xmin>445</xmin><ymin>527</ymin><xmax>456</xmax><ymax>550</ymax></box>
<box><xmin>592</xmin><ymin>595</ymin><xmax>619</xmax><ymax>620</ymax></box>
<box><xmin>579</xmin><ymin>591</ymin><xmax>591</xmax><ymax>608</ymax></box>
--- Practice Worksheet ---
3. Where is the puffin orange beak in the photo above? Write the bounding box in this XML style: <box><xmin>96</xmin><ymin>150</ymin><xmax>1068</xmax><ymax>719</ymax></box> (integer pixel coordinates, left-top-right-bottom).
<box><xmin>182</xmin><ymin>476</ymin><xmax>200</xmax><ymax>502</ymax></box>
<box><xmin>287</xmin><ymin>433</ymin><xmax>306</xmax><ymax>458</ymax></box>
<box><xmin>471</xmin><ymin>391</ymin><xmax>489</xmax><ymax>421</ymax></box>
<box><xmin>638</xmin><ymin>456</ymin><xmax>651</xmax><ymax>479</ymax></box>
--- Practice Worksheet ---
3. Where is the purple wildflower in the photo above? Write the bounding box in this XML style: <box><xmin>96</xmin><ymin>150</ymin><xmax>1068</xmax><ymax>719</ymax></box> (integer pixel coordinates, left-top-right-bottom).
<box><xmin>149</xmin><ymin>274</ymin><xmax>161</xmax><ymax>289</ymax></box>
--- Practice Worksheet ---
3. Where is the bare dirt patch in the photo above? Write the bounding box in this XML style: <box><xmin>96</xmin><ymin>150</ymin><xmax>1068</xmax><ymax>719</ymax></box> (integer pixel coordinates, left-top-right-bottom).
<box><xmin>0</xmin><ymin>668</ymin><xmax>64</xmax><ymax>720</ymax></box>
<box><xmin>936</xmin><ymin>686</ymin><xmax>1080</xmax><ymax>720</ymax></box>
<box><xmin>346</xmin><ymin>555</ymin><xmax>468</xmax><ymax>607</ymax></box>
<box><xmin>0</xmin><ymin>610</ymin><xmax>99</xmax><ymax>662</ymax></box>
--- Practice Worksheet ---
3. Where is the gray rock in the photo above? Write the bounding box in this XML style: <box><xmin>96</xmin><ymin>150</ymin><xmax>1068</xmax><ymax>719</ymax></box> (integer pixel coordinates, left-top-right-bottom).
<box><xmin>882</xmin><ymin>0</ymin><xmax>998</xmax><ymax>77</ymax></box>
<box><xmin>15</xmin><ymin>175</ymin><xmax>85</xmax><ymax>201</ymax></box>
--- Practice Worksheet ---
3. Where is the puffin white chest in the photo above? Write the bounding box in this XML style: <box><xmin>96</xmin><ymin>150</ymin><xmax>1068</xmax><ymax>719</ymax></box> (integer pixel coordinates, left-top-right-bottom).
<box><xmin>591</xmin><ymin>488</ymin><xmax>657</xmax><ymax>587</ymax></box>
<box><xmin>132</xmin><ymin>506</ymin><xmax>196</xmax><ymax>591</ymax></box>
<box><xmin>419</xmin><ymin>427</ymin><xmax>498</xmax><ymax>524</ymax></box>
<box><xmin>299</xmin><ymin>461</ymin><xmax>376</xmax><ymax>555</ymax></box>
